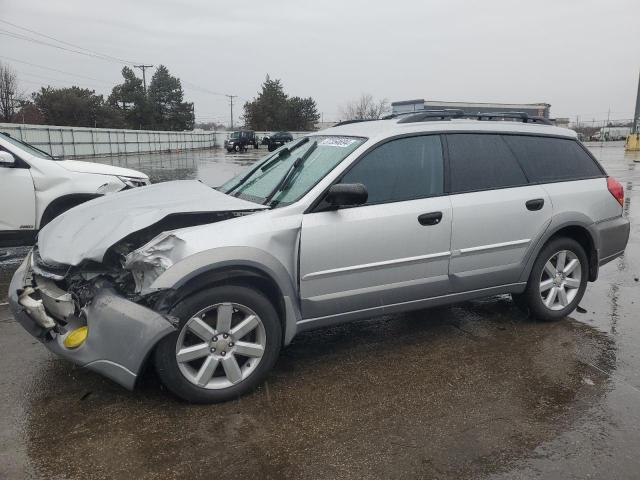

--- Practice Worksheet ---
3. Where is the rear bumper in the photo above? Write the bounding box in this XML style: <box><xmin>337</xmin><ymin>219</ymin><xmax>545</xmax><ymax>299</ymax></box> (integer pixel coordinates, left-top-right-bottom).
<box><xmin>596</xmin><ymin>216</ymin><xmax>630</xmax><ymax>266</ymax></box>
<box><xmin>8</xmin><ymin>253</ymin><xmax>176</xmax><ymax>390</ymax></box>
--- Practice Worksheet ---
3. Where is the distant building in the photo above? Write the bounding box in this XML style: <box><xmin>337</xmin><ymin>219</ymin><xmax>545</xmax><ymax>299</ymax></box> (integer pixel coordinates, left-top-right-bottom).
<box><xmin>391</xmin><ymin>99</ymin><xmax>551</xmax><ymax>119</ymax></box>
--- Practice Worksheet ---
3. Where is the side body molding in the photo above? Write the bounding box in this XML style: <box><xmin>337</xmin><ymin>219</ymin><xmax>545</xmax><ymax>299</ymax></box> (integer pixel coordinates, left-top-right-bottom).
<box><xmin>151</xmin><ymin>246</ymin><xmax>302</xmax><ymax>345</ymax></box>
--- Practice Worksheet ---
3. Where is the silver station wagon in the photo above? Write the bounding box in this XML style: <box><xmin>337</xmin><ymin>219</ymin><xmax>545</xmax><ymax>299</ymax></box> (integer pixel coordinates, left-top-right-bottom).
<box><xmin>9</xmin><ymin>111</ymin><xmax>630</xmax><ymax>403</ymax></box>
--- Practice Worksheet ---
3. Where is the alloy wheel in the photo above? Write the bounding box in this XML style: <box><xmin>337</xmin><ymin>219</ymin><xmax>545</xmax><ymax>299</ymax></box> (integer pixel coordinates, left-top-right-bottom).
<box><xmin>175</xmin><ymin>302</ymin><xmax>266</xmax><ymax>389</ymax></box>
<box><xmin>539</xmin><ymin>250</ymin><xmax>582</xmax><ymax>311</ymax></box>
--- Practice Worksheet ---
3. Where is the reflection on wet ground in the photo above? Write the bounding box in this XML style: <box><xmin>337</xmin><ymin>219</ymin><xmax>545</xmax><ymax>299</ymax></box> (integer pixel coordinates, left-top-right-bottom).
<box><xmin>92</xmin><ymin>148</ymin><xmax>263</xmax><ymax>186</ymax></box>
<box><xmin>1</xmin><ymin>143</ymin><xmax>640</xmax><ymax>479</ymax></box>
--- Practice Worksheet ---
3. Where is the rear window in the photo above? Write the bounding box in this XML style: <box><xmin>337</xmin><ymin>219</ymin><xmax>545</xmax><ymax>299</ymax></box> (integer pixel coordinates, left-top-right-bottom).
<box><xmin>502</xmin><ymin>135</ymin><xmax>603</xmax><ymax>183</ymax></box>
<box><xmin>447</xmin><ymin>134</ymin><xmax>528</xmax><ymax>193</ymax></box>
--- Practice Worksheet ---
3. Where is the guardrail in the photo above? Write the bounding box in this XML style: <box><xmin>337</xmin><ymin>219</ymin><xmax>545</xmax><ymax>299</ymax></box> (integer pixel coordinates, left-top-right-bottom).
<box><xmin>0</xmin><ymin>123</ymin><xmax>216</xmax><ymax>158</ymax></box>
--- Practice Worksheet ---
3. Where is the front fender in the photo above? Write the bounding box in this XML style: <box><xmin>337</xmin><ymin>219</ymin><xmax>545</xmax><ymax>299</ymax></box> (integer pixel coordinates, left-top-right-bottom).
<box><xmin>151</xmin><ymin>246</ymin><xmax>302</xmax><ymax>344</ymax></box>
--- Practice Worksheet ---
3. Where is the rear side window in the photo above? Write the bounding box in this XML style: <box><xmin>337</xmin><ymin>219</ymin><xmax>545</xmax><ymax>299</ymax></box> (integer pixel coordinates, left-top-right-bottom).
<box><xmin>447</xmin><ymin>134</ymin><xmax>528</xmax><ymax>193</ymax></box>
<box><xmin>340</xmin><ymin>135</ymin><xmax>443</xmax><ymax>204</ymax></box>
<box><xmin>502</xmin><ymin>135</ymin><xmax>603</xmax><ymax>182</ymax></box>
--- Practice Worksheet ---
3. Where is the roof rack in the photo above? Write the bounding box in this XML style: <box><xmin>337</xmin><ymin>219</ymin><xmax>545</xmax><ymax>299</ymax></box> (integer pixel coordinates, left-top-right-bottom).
<box><xmin>332</xmin><ymin>118</ymin><xmax>379</xmax><ymax>127</ymax></box>
<box><xmin>396</xmin><ymin>109</ymin><xmax>466</xmax><ymax>123</ymax></box>
<box><xmin>474</xmin><ymin>112</ymin><xmax>553</xmax><ymax>125</ymax></box>
<box><xmin>333</xmin><ymin>110</ymin><xmax>554</xmax><ymax>127</ymax></box>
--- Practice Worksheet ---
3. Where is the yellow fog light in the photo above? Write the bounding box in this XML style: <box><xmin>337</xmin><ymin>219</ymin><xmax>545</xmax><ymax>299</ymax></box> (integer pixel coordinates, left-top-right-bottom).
<box><xmin>63</xmin><ymin>326</ymin><xmax>88</xmax><ymax>349</ymax></box>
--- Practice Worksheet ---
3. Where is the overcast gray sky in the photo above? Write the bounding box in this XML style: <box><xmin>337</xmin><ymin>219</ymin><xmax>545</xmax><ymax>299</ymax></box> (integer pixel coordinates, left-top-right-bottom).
<box><xmin>1</xmin><ymin>0</ymin><xmax>639</xmax><ymax>125</ymax></box>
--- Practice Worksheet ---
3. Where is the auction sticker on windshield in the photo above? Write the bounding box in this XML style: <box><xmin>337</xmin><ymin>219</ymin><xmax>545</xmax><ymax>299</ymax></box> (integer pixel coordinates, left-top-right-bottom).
<box><xmin>318</xmin><ymin>137</ymin><xmax>360</xmax><ymax>148</ymax></box>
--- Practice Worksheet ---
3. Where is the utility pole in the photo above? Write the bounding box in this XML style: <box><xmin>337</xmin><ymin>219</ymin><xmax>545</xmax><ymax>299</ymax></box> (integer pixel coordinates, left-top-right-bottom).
<box><xmin>226</xmin><ymin>94</ymin><xmax>237</xmax><ymax>129</ymax></box>
<box><xmin>134</xmin><ymin>64</ymin><xmax>154</xmax><ymax>94</ymax></box>
<box><xmin>634</xmin><ymin>70</ymin><xmax>640</xmax><ymax>133</ymax></box>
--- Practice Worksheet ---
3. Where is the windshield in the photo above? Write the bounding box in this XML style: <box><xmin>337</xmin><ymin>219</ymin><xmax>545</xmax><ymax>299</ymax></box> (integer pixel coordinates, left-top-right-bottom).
<box><xmin>220</xmin><ymin>135</ymin><xmax>366</xmax><ymax>207</ymax></box>
<box><xmin>230</xmin><ymin>132</ymin><xmax>240</xmax><ymax>139</ymax></box>
<box><xmin>0</xmin><ymin>133</ymin><xmax>57</xmax><ymax>160</ymax></box>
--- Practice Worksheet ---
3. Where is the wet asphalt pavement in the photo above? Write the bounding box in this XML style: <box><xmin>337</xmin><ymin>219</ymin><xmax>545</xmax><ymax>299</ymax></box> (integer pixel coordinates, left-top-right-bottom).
<box><xmin>1</xmin><ymin>143</ymin><xmax>639</xmax><ymax>479</ymax></box>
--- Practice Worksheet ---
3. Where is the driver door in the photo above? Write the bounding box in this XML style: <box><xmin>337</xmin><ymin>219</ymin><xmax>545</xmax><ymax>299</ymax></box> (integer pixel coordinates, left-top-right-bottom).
<box><xmin>299</xmin><ymin>134</ymin><xmax>452</xmax><ymax>321</ymax></box>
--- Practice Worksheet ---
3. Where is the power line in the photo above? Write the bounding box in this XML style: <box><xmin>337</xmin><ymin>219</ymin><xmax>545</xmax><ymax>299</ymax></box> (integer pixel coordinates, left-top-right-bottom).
<box><xmin>0</xmin><ymin>29</ymin><xmax>136</xmax><ymax>65</ymax></box>
<box><xmin>1</xmin><ymin>20</ymin><xmax>241</xmax><ymax>125</ymax></box>
<box><xmin>15</xmin><ymin>70</ymin><xmax>113</xmax><ymax>91</ymax></box>
<box><xmin>0</xmin><ymin>55</ymin><xmax>115</xmax><ymax>85</ymax></box>
<box><xmin>0</xmin><ymin>18</ymin><xmax>139</xmax><ymax>65</ymax></box>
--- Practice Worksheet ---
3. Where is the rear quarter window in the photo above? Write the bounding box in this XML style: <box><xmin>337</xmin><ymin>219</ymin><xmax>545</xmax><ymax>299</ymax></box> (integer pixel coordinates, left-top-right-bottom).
<box><xmin>502</xmin><ymin>135</ymin><xmax>603</xmax><ymax>183</ymax></box>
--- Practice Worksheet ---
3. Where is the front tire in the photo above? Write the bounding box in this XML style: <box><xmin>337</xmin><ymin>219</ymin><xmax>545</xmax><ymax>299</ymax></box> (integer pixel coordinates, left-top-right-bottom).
<box><xmin>154</xmin><ymin>285</ymin><xmax>282</xmax><ymax>403</ymax></box>
<box><xmin>515</xmin><ymin>237</ymin><xmax>588</xmax><ymax>321</ymax></box>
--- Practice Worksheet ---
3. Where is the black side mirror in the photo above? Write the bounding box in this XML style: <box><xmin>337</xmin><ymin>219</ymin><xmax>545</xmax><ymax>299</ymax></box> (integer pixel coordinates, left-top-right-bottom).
<box><xmin>325</xmin><ymin>183</ymin><xmax>368</xmax><ymax>208</ymax></box>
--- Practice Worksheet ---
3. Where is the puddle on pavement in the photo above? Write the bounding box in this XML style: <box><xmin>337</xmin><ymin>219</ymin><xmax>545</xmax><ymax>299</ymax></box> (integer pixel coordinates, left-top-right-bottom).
<box><xmin>23</xmin><ymin>299</ymin><xmax>616</xmax><ymax>479</ymax></box>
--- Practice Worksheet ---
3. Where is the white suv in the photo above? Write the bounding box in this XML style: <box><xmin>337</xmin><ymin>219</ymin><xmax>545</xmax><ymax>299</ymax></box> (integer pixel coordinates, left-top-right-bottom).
<box><xmin>8</xmin><ymin>112</ymin><xmax>630</xmax><ymax>403</ymax></box>
<box><xmin>0</xmin><ymin>132</ymin><xmax>149</xmax><ymax>247</ymax></box>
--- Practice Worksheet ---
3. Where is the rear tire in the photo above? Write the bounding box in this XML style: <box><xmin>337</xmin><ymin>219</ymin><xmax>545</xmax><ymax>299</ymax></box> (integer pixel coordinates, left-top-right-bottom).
<box><xmin>154</xmin><ymin>285</ymin><xmax>282</xmax><ymax>403</ymax></box>
<box><xmin>516</xmin><ymin>237</ymin><xmax>588</xmax><ymax>321</ymax></box>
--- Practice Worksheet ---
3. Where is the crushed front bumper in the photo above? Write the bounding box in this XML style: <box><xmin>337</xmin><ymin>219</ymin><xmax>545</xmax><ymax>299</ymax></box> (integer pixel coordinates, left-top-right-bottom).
<box><xmin>8</xmin><ymin>252</ymin><xmax>176</xmax><ymax>390</ymax></box>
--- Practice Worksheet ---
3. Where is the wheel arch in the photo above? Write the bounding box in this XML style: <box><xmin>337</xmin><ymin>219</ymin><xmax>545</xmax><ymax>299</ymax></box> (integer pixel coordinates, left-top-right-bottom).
<box><xmin>39</xmin><ymin>193</ymin><xmax>101</xmax><ymax>229</ymax></box>
<box><xmin>521</xmin><ymin>220</ymin><xmax>599</xmax><ymax>283</ymax></box>
<box><xmin>151</xmin><ymin>247</ymin><xmax>302</xmax><ymax>345</ymax></box>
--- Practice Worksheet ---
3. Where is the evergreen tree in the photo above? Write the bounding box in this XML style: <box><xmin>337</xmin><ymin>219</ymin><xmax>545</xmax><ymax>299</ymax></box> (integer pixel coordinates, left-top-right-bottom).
<box><xmin>32</xmin><ymin>86</ymin><xmax>124</xmax><ymax>128</ymax></box>
<box><xmin>108</xmin><ymin>67</ymin><xmax>151</xmax><ymax>129</ymax></box>
<box><xmin>243</xmin><ymin>75</ymin><xmax>319</xmax><ymax>131</ymax></box>
<box><xmin>148</xmin><ymin>65</ymin><xmax>194</xmax><ymax>131</ymax></box>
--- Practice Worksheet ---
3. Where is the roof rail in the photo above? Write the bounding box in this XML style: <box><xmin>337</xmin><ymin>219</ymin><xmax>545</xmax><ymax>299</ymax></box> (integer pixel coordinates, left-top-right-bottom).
<box><xmin>396</xmin><ymin>109</ymin><xmax>466</xmax><ymax>123</ymax></box>
<box><xmin>474</xmin><ymin>112</ymin><xmax>553</xmax><ymax>125</ymax></box>
<box><xmin>332</xmin><ymin>118</ymin><xmax>380</xmax><ymax>127</ymax></box>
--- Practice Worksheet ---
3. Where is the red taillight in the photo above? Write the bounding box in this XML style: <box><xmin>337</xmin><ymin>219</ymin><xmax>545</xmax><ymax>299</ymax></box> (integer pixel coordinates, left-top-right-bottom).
<box><xmin>607</xmin><ymin>176</ymin><xmax>624</xmax><ymax>206</ymax></box>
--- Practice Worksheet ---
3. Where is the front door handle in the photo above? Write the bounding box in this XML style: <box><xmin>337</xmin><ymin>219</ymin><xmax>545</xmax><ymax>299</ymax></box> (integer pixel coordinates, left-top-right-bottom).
<box><xmin>418</xmin><ymin>211</ymin><xmax>443</xmax><ymax>226</ymax></box>
<box><xmin>526</xmin><ymin>199</ymin><xmax>544</xmax><ymax>211</ymax></box>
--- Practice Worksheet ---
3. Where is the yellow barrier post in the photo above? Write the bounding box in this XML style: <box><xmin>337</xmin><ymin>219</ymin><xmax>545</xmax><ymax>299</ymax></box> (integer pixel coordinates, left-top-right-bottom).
<box><xmin>625</xmin><ymin>133</ymin><xmax>640</xmax><ymax>151</ymax></box>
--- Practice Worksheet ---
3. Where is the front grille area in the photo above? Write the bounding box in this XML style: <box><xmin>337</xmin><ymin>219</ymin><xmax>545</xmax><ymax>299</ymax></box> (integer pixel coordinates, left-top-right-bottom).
<box><xmin>32</xmin><ymin>247</ymin><xmax>70</xmax><ymax>278</ymax></box>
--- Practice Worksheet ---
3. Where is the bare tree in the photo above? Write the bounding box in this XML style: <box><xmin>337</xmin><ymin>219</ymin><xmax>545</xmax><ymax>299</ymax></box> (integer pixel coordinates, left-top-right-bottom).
<box><xmin>340</xmin><ymin>94</ymin><xmax>391</xmax><ymax>121</ymax></box>
<box><xmin>0</xmin><ymin>62</ymin><xmax>19</xmax><ymax>122</ymax></box>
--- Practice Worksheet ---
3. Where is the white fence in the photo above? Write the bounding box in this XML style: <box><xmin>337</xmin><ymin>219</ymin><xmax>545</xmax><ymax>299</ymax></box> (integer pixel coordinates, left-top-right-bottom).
<box><xmin>0</xmin><ymin>123</ymin><xmax>315</xmax><ymax>158</ymax></box>
<box><xmin>0</xmin><ymin>123</ymin><xmax>216</xmax><ymax>158</ymax></box>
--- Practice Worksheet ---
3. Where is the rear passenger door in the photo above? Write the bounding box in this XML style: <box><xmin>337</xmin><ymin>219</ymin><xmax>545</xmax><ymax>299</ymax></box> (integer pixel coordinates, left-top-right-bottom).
<box><xmin>446</xmin><ymin>133</ymin><xmax>552</xmax><ymax>292</ymax></box>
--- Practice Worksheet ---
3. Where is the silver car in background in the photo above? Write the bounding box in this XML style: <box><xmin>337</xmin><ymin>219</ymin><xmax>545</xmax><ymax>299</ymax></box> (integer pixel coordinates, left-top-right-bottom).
<box><xmin>8</xmin><ymin>112</ymin><xmax>630</xmax><ymax>403</ymax></box>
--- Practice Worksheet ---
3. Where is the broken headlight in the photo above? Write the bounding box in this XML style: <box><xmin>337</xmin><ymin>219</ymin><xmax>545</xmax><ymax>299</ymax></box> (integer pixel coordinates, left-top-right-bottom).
<box><xmin>118</xmin><ymin>176</ymin><xmax>149</xmax><ymax>188</ymax></box>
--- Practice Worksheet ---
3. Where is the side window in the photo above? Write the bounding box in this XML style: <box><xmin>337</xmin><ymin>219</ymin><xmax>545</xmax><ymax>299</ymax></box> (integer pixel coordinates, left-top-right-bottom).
<box><xmin>502</xmin><ymin>135</ymin><xmax>603</xmax><ymax>183</ymax></box>
<box><xmin>340</xmin><ymin>135</ymin><xmax>444</xmax><ymax>204</ymax></box>
<box><xmin>447</xmin><ymin>133</ymin><xmax>528</xmax><ymax>193</ymax></box>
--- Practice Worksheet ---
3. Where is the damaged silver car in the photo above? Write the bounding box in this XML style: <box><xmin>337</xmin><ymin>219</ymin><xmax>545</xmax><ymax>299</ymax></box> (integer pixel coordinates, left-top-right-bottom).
<box><xmin>8</xmin><ymin>116</ymin><xmax>629</xmax><ymax>403</ymax></box>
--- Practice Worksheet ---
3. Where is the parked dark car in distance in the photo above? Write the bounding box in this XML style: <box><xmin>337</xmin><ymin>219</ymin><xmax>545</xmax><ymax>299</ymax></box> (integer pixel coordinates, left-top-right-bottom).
<box><xmin>267</xmin><ymin>131</ymin><xmax>294</xmax><ymax>151</ymax></box>
<box><xmin>224</xmin><ymin>131</ymin><xmax>259</xmax><ymax>152</ymax></box>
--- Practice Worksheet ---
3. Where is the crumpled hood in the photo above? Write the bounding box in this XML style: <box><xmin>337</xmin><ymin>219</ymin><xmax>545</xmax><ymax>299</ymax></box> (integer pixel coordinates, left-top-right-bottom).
<box><xmin>58</xmin><ymin>159</ymin><xmax>148</xmax><ymax>179</ymax></box>
<box><xmin>38</xmin><ymin>180</ymin><xmax>266</xmax><ymax>266</ymax></box>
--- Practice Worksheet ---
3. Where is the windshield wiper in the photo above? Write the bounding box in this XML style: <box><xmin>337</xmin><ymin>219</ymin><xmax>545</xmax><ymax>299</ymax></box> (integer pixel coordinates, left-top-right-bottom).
<box><xmin>263</xmin><ymin>141</ymin><xmax>317</xmax><ymax>207</ymax></box>
<box><xmin>259</xmin><ymin>137</ymin><xmax>309</xmax><ymax>172</ymax></box>
<box><xmin>226</xmin><ymin>137</ymin><xmax>309</xmax><ymax>196</ymax></box>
